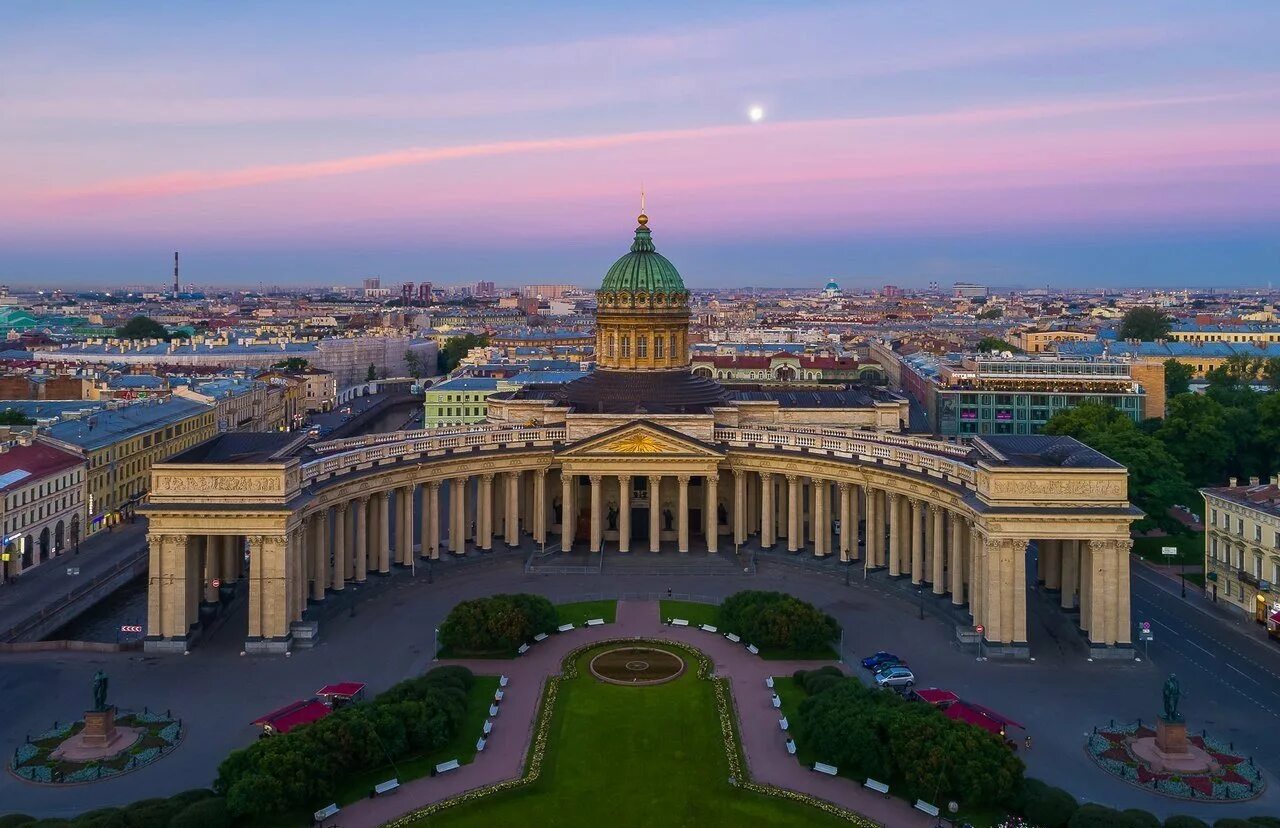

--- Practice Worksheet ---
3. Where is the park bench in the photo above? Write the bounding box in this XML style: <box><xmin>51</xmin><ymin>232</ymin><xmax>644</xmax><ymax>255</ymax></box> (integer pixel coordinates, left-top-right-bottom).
<box><xmin>557</xmin><ymin>623</ymin><xmax>574</xmax><ymax>633</ymax></box>
<box><xmin>778</xmin><ymin>716</ymin><xmax>789</xmax><ymax>731</ymax></box>
<box><xmin>494</xmin><ymin>689</ymin><xmax>504</xmax><ymax>703</ymax></box>
<box><xmin>786</xmin><ymin>739</ymin><xmax>797</xmax><ymax>755</ymax></box>
<box><xmin>373</xmin><ymin>778</ymin><xmax>399</xmax><ymax>796</ymax></box>
<box><xmin>534</xmin><ymin>633</ymin><xmax>549</xmax><ymax>642</ymax></box>
<box><xmin>489</xmin><ymin>704</ymin><xmax>499</xmax><ymax>717</ymax></box>
<box><xmin>517</xmin><ymin>644</ymin><xmax>530</xmax><ymax>655</ymax></box>
<box><xmin>476</xmin><ymin>736</ymin><xmax>487</xmax><ymax>752</ymax></box>
<box><xmin>483</xmin><ymin>719</ymin><xmax>493</xmax><ymax>736</ymax></box>
<box><xmin>435</xmin><ymin>759</ymin><xmax>461</xmax><ymax>774</ymax></box>
<box><xmin>671</xmin><ymin>618</ymin><xmax>689</xmax><ymax>627</ymax></box>
<box><xmin>764</xmin><ymin>676</ymin><xmax>774</xmax><ymax>689</ymax></box>
<box><xmin>814</xmin><ymin>763</ymin><xmax>839</xmax><ymax>776</ymax></box>
<box><xmin>586</xmin><ymin>618</ymin><xmax>605</xmax><ymax>626</ymax></box>
<box><xmin>864</xmin><ymin>778</ymin><xmax>889</xmax><ymax>794</ymax></box>
<box><xmin>914</xmin><ymin>800</ymin><xmax>940</xmax><ymax>817</ymax></box>
<box><xmin>699</xmin><ymin>624</ymin><xmax>718</xmax><ymax>633</ymax></box>
<box><xmin>725</xmin><ymin>633</ymin><xmax>741</xmax><ymax>643</ymax></box>
<box><xmin>314</xmin><ymin>804</ymin><xmax>339</xmax><ymax>822</ymax></box>
<box><xmin>499</xmin><ymin>675</ymin><xmax>509</xmax><ymax>687</ymax></box>
<box><xmin>771</xmin><ymin>694</ymin><xmax>781</xmax><ymax>709</ymax></box>
<box><xmin>746</xmin><ymin>644</ymin><xmax>759</xmax><ymax>655</ymax></box>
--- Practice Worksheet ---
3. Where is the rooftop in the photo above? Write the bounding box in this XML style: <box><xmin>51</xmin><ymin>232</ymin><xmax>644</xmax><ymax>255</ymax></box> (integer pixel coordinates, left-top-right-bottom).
<box><xmin>0</xmin><ymin>440</ymin><xmax>84</xmax><ymax>489</ymax></box>
<box><xmin>44</xmin><ymin>397</ymin><xmax>213</xmax><ymax>451</ymax></box>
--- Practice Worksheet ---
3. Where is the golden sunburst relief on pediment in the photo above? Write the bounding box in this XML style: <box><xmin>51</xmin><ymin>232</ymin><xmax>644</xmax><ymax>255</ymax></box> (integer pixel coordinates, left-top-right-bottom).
<box><xmin>601</xmin><ymin>433</ymin><xmax>674</xmax><ymax>454</ymax></box>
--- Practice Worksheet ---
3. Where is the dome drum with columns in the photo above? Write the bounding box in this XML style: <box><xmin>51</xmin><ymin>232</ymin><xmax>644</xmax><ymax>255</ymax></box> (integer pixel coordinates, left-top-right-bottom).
<box><xmin>139</xmin><ymin>206</ymin><xmax>1141</xmax><ymax>664</ymax></box>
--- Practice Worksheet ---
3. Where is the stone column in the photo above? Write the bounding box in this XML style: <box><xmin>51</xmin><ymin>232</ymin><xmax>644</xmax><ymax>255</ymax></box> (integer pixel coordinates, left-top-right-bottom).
<box><xmin>1086</xmin><ymin>539</ymin><xmax>1113</xmax><ymax>644</ymax></box>
<box><xmin>331</xmin><ymin>504</ymin><xmax>346</xmax><ymax>591</ymax></box>
<box><xmin>419</xmin><ymin>483</ymin><xmax>430</xmax><ymax>558</ymax></box>
<box><xmin>948</xmin><ymin>512</ymin><xmax>964</xmax><ymax>604</ymax></box>
<box><xmin>910</xmin><ymin>499</ymin><xmax>924</xmax><ymax>584</ymax></box>
<box><xmin>648</xmin><ymin>475</ymin><xmax>662</xmax><ymax>552</ymax></box>
<box><xmin>375</xmin><ymin>490</ymin><xmax>390</xmax><ymax>571</ymax></box>
<box><xmin>969</xmin><ymin>525</ymin><xmax>983</xmax><ymax>622</ymax></box>
<box><xmin>812</xmin><ymin>479</ymin><xmax>827</xmax><ymax>556</ymax></box>
<box><xmin>308</xmin><ymin>515</ymin><xmax>325</xmax><ymax>600</ymax></box>
<box><xmin>887</xmin><ymin>493</ymin><xmax>901</xmax><ymax>576</ymax></box>
<box><xmin>533</xmin><ymin>470</ymin><xmax>547</xmax><ymax>545</ymax></box>
<box><xmin>618</xmin><ymin>475</ymin><xmax>632</xmax><ymax>553</ymax></box>
<box><xmin>734</xmin><ymin>471</ymin><xmax>747</xmax><ymax>548</ymax></box>
<box><xmin>705</xmin><ymin>472</ymin><xmax>719</xmax><ymax>553</ymax></box>
<box><xmin>1113</xmin><ymin>538</ymin><xmax>1132</xmax><ymax>646</ymax></box>
<box><xmin>746</xmin><ymin>470</ymin><xmax>759</xmax><ymax>536</ymax></box>
<box><xmin>505</xmin><ymin>471</ymin><xmax>520</xmax><ymax>547</ymax></box>
<box><xmin>760</xmin><ymin>473</ymin><xmax>775</xmax><ymax>548</ymax></box>
<box><xmin>247</xmin><ymin>534</ymin><xmax>290</xmax><ymax>643</ymax></box>
<box><xmin>931</xmin><ymin>505</ymin><xmax>945</xmax><ymax>594</ymax></box>
<box><xmin>864</xmin><ymin>488</ymin><xmax>879</xmax><ymax>566</ymax></box>
<box><xmin>848</xmin><ymin>484</ymin><xmax>861</xmax><ymax>562</ymax></box>
<box><xmin>677</xmin><ymin>475</ymin><xmax>690</xmax><ymax>553</ymax></box>
<box><xmin>426</xmin><ymin>482</ymin><xmax>441</xmax><ymax>559</ymax></box>
<box><xmin>1061</xmin><ymin>539</ymin><xmax>1079</xmax><ymax>609</ymax></box>
<box><xmin>202</xmin><ymin>537</ymin><xmax>221</xmax><ymax>603</ymax></box>
<box><xmin>1041</xmin><ymin>540</ymin><xmax>1062</xmax><ymax>590</ymax></box>
<box><xmin>786</xmin><ymin>474</ymin><xmax>801</xmax><ymax>552</ymax></box>
<box><xmin>837</xmin><ymin>483</ymin><xmax>851</xmax><ymax>561</ymax></box>
<box><xmin>219</xmin><ymin>534</ymin><xmax>237</xmax><ymax>586</ymax></box>
<box><xmin>561</xmin><ymin>472</ymin><xmax>574</xmax><ymax>552</ymax></box>
<box><xmin>352</xmin><ymin>496</ymin><xmax>368</xmax><ymax>582</ymax></box>
<box><xmin>589</xmin><ymin>474</ymin><xmax>604</xmax><ymax>553</ymax></box>
<box><xmin>147</xmin><ymin>533</ymin><xmax>197</xmax><ymax>641</ymax></box>
<box><xmin>290</xmin><ymin>529</ymin><xmax>306</xmax><ymax>622</ymax></box>
<box><xmin>451</xmin><ymin>477</ymin><xmax>466</xmax><ymax>554</ymax></box>
<box><xmin>477</xmin><ymin>474</ymin><xmax>493</xmax><ymax>551</ymax></box>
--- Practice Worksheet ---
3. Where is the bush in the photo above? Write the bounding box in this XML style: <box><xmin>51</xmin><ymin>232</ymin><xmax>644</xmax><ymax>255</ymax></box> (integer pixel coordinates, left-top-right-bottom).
<box><xmin>1123</xmin><ymin>810</ymin><xmax>1160</xmax><ymax>828</ymax></box>
<box><xmin>439</xmin><ymin>594</ymin><xmax>556</xmax><ymax>654</ymax></box>
<box><xmin>1016</xmin><ymin>778</ymin><xmax>1077</xmax><ymax>828</ymax></box>
<box><xmin>0</xmin><ymin>817</ymin><xmax>35</xmax><ymax>828</ymax></box>
<box><xmin>117</xmin><ymin>799</ymin><xmax>182</xmax><ymax>828</ymax></box>
<box><xmin>215</xmin><ymin>666</ymin><xmax>474</xmax><ymax>819</ymax></box>
<box><xmin>1249</xmin><ymin>820</ymin><xmax>1280</xmax><ymax>828</ymax></box>
<box><xmin>1069</xmin><ymin>805</ymin><xmax>1128</xmax><ymax>828</ymax></box>
<box><xmin>1163</xmin><ymin>818</ymin><xmax>1209</xmax><ymax>828</ymax></box>
<box><xmin>802</xmin><ymin>673</ymin><xmax>844</xmax><ymax>696</ymax></box>
<box><xmin>793</xmin><ymin>678</ymin><xmax>1022</xmax><ymax>808</ymax></box>
<box><xmin>168</xmin><ymin>797</ymin><xmax>230</xmax><ymax>828</ymax></box>
<box><xmin>717</xmin><ymin>590</ymin><xmax>840</xmax><ymax>653</ymax></box>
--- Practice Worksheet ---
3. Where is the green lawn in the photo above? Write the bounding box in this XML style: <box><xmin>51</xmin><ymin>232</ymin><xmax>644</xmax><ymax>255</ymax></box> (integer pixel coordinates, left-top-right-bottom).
<box><xmin>659</xmin><ymin>599</ymin><xmax>720</xmax><ymax>628</ymax></box>
<box><xmin>555</xmin><ymin>599</ymin><xmax>617</xmax><ymax>626</ymax></box>
<box><xmin>412</xmin><ymin>646</ymin><xmax>852</xmax><ymax>828</ymax></box>
<box><xmin>1131</xmin><ymin>533</ymin><xmax>1204</xmax><ymax>566</ymax></box>
<box><xmin>332</xmin><ymin>676</ymin><xmax>501</xmax><ymax>806</ymax></box>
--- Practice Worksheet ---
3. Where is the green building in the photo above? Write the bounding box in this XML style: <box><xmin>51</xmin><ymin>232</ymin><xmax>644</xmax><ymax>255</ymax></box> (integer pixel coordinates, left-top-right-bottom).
<box><xmin>423</xmin><ymin>377</ymin><xmax>499</xmax><ymax>428</ymax></box>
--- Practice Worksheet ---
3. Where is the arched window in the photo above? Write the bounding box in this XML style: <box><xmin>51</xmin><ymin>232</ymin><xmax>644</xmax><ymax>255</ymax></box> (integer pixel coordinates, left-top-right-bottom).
<box><xmin>637</xmin><ymin>335</ymin><xmax>648</xmax><ymax>358</ymax></box>
<box><xmin>654</xmin><ymin>335</ymin><xmax>665</xmax><ymax>360</ymax></box>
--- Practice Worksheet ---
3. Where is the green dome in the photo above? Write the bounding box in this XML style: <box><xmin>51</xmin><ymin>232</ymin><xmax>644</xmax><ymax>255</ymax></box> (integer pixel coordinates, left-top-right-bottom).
<box><xmin>599</xmin><ymin>219</ymin><xmax>686</xmax><ymax>294</ymax></box>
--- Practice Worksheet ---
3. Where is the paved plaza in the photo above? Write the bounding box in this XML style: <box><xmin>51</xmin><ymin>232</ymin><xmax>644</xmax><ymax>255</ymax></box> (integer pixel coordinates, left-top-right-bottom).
<box><xmin>2</xmin><ymin>553</ymin><xmax>1279</xmax><ymax>823</ymax></box>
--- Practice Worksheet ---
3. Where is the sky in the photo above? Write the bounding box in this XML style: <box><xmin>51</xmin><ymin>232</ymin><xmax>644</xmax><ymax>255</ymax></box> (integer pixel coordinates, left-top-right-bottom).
<box><xmin>2</xmin><ymin>0</ymin><xmax>1279</xmax><ymax>290</ymax></box>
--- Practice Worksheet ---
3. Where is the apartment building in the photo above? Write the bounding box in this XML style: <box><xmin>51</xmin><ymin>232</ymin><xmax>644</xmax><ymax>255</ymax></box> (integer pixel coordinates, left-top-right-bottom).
<box><xmin>1202</xmin><ymin>477</ymin><xmax>1280</xmax><ymax>624</ymax></box>
<box><xmin>0</xmin><ymin>439</ymin><xmax>86</xmax><ymax>582</ymax></box>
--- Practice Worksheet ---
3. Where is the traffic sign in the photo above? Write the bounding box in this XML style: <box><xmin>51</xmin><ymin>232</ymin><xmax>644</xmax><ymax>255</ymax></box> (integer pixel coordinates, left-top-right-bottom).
<box><xmin>1141</xmin><ymin>621</ymin><xmax>1151</xmax><ymax>631</ymax></box>
<box><xmin>66</xmin><ymin>567</ymin><xmax>80</xmax><ymax>576</ymax></box>
<box><xmin>1161</xmin><ymin>546</ymin><xmax>1178</xmax><ymax>557</ymax></box>
<box><xmin>212</xmin><ymin>578</ymin><xmax>221</xmax><ymax>588</ymax></box>
<box><xmin>120</xmin><ymin>625</ymin><xmax>143</xmax><ymax>634</ymax></box>
<box><xmin>975</xmin><ymin>624</ymin><xmax>984</xmax><ymax>635</ymax></box>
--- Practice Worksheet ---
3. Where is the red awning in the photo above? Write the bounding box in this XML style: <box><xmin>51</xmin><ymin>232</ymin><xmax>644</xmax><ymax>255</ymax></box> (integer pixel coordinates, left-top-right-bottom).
<box><xmin>913</xmin><ymin>688</ymin><xmax>960</xmax><ymax>706</ymax></box>
<box><xmin>251</xmin><ymin>699</ymin><xmax>331</xmax><ymax>734</ymax></box>
<box><xmin>943</xmin><ymin>701</ymin><xmax>1024</xmax><ymax>735</ymax></box>
<box><xmin>1269</xmin><ymin>611</ymin><xmax>1280</xmax><ymax>625</ymax></box>
<box><xmin>316</xmin><ymin>682</ymin><xmax>367</xmax><ymax>699</ymax></box>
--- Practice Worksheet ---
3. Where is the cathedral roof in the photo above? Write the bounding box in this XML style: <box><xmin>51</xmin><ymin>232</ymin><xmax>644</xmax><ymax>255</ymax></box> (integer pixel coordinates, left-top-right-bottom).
<box><xmin>599</xmin><ymin>215</ymin><xmax>687</xmax><ymax>295</ymax></box>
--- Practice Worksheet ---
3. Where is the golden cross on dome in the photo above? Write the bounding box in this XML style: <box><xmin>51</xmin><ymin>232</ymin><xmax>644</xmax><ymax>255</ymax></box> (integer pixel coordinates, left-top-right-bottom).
<box><xmin>638</xmin><ymin>186</ymin><xmax>648</xmax><ymax>225</ymax></box>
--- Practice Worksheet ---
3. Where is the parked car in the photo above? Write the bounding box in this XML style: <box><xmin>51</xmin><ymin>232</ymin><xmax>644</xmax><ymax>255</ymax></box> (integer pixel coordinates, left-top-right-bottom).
<box><xmin>874</xmin><ymin>666</ymin><xmax>915</xmax><ymax>689</ymax></box>
<box><xmin>874</xmin><ymin>661</ymin><xmax>909</xmax><ymax>678</ymax></box>
<box><xmin>860</xmin><ymin>651</ymin><xmax>902</xmax><ymax>671</ymax></box>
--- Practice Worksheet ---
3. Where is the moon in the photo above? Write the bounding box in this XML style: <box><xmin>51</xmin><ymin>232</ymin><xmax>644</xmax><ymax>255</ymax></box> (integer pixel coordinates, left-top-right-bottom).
<box><xmin>748</xmin><ymin>105</ymin><xmax>765</xmax><ymax>123</ymax></box>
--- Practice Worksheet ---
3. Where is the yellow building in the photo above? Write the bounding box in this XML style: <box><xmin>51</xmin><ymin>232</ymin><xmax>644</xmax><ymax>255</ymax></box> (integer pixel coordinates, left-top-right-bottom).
<box><xmin>44</xmin><ymin>397</ymin><xmax>217</xmax><ymax>534</ymax></box>
<box><xmin>1013</xmin><ymin>327</ymin><xmax>1096</xmax><ymax>354</ymax></box>
<box><xmin>1202</xmin><ymin>477</ymin><xmax>1280</xmax><ymax>623</ymax></box>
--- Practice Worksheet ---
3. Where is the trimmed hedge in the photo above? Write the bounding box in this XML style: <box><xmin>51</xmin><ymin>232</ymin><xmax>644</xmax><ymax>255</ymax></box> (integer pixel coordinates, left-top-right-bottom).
<box><xmin>1163</xmin><ymin>819</ymin><xmax>1209</xmax><ymax>828</ymax></box>
<box><xmin>439</xmin><ymin>593</ymin><xmax>557</xmax><ymax>654</ymax></box>
<box><xmin>215</xmin><ymin>666</ymin><xmax>474</xmax><ymax>819</ymax></box>
<box><xmin>718</xmin><ymin>590</ymin><xmax>840</xmax><ymax>652</ymax></box>
<box><xmin>168</xmin><ymin>797</ymin><xmax>230</xmax><ymax>828</ymax></box>
<box><xmin>1016</xmin><ymin>778</ymin><xmax>1078</xmax><ymax>828</ymax></box>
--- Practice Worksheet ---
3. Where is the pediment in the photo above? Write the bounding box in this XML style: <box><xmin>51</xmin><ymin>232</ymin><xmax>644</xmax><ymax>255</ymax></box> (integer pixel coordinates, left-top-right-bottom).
<box><xmin>558</xmin><ymin>421</ymin><xmax>724</xmax><ymax>459</ymax></box>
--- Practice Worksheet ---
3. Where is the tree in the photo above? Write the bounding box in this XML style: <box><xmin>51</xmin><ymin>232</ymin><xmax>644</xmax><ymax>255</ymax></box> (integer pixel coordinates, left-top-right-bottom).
<box><xmin>976</xmin><ymin>307</ymin><xmax>1003</xmax><ymax>319</ymax></box>
<box><xmin>404</xmin><ymin>350</ymin><xmax>424</xmax><ymax>379</ymax></box>
<box><xmin>1163</xmin><ymin>358</ymin><xmax>1194</xmax><ymax>397</ymax></box>
<box><xmin>272</xmin><ymin>357</ymin><xmax>309</xmax><ymax>371</ymax></box>
<box><xmin>1118</xmin><ymin>306</ymin><xmax>1172</xmax><ymax>341</ymax></box>
<box><xmin>438</xmin><ymin>594</ymin><xmax>557</xmax><ymax>654</ymax></box>
<box><xmin>976</xmin><ymin>336</ymin><xmax>1020</xmax><ymax>353</ymax></box>
<box><xmin>1261</xmin><ymin>357</ymin><xmax>1280</xmax><ymax>391</ymax></box>
<box><xmin>115</xmin><ymin>315</ymin><xmax>169</xmax><ymax>340</ymax></box>
<box><xmin>717</xmin><ymin>590</ymin><xmax>840</xmax><ymax>653</ymax></box>
<box><xmin>366</xmin><ymin>363</ymin><xmax>377</xmax><ymax>382</ymax></box>
<box><xmin>438</xmin><ymin>333</ymin><xmax>489</xmax><ymax>374</ymax></box>
<box><xmin>1155</xmin><ymin>394</ymin><xmax>1234</xmax><ymax>487</ymax></box>
<box><xmin>0</xmin><ymin>408</ymin><xmax>35</xmax><ymax>426</ymax></box>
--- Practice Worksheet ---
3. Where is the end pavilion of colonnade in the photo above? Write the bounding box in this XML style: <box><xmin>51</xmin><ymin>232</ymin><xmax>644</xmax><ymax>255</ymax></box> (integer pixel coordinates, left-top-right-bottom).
<box><xmin>141</xmin><ymin>211</ymin><xmax>1139</xmax><ymax>659</ymax></box>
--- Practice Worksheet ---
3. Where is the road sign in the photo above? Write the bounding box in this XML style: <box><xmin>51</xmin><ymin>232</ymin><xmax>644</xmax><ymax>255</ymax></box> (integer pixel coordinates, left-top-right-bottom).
<box><xmin>975</xmin><ymin>624</ymin><xmax>984</xmax><ymax>635</ymax></box>
<box><xmin>1141</xmin><ymin>621</ymin><xmax>1151</xmax><ymax>632</ymax></box>
<box><xmin>212</xmin><ymin>578</ymin><xmax>221</xmax><ymax>588</ymax></box>
<box><xmin>120</xmin><ymin>625</ymin><xmax>143</xmax><ymax>634</ymax></box>
<box><xmin>1162</xmin><ymin>546</ymin><xmax>1178</xmax><ymax>557</ymax></box>
<box><xmin>66</xmin><ymin>567</ymin><xmax>80</xmax><ymax>576</ymax></box>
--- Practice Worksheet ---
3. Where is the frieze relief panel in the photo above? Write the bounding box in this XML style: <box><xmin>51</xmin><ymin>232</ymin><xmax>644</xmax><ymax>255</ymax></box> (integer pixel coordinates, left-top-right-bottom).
<box><xmin>149</xmin><ymin>468</ymin><xmax>290</xmax><ymax>504</ymax></box>
<box><xmin>980</xmin><ymin>471</ymin><xmax>1128</xmax><ymax>505</ymax></box>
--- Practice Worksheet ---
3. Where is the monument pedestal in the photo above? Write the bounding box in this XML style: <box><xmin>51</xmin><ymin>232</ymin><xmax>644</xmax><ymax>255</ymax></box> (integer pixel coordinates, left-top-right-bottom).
<box><xmin>80</xmin><ymin>707</ymin><xmax>118</xmax><ymax>748</ymax></box>
<box><xmin>1129</xmin><ymin>717</ymin><xmax>1218</xmax><ymax>775</ymax></box>
<box><xmin>1156</xmin><ymin>718</ymin><xmax>1188</xmax><ymax>754</ymax></box>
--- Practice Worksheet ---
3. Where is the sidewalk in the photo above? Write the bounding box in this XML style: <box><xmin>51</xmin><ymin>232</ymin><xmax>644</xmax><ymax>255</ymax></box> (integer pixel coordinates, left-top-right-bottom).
<box><xmin>337</xmin><ymin>600</ymin><xmax>933</xmax><ymax>828</ymax></box>
<box><xmin>0</xmin><ymin>518</ymin><xmax>149</xmax><ymax>641</ymax></box>
<box><xmin>1132</xmin><ymin>556</ymin><xmax>1271</xmax><ymax>643</ymax></box>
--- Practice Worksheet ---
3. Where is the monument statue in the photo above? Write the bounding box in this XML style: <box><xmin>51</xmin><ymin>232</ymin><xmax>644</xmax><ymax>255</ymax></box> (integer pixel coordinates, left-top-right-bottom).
<box><xmin>1161</xmin><ymin>673</ymin><xmax>1182</xmax><ymax>722</ymax></box>
<box><xmin>662</xmin><ymin>507</ymin><xmax>674</xmax><ymax>531</ymax></box>
<box><xmin>607</xmin><ymin>502</ymin><xmax>619</xmax><ymax>531</ymax></box>
<box><xmin>91</xmin><ymin>670</ymin><xmax>109</xmax><ymax>712</ymax></box>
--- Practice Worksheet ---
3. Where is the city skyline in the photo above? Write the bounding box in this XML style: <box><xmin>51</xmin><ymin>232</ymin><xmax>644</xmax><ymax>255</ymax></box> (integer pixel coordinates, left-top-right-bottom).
<box><xmin>3</xmin><ymin>1</ymin><xmax>1278</xmax><ymax>288</ymax></box>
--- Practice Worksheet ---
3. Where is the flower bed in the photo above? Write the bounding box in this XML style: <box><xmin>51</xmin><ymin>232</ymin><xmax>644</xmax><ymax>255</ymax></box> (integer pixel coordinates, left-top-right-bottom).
<box><xmin>8</xmin><ymin>708</ymin><xmax>183</xmax><ymax>786</ymax></box>
<box><xmin>1084</xmin><ymin>720</ymin><xmax>1264</xmax><ymax>802</ymax></box>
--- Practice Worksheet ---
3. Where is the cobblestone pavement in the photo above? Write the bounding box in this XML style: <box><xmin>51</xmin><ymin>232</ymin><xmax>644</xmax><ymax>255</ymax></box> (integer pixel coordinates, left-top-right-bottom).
<box><xmin>2</xmin><ymin>552</ymin><xmax>1279</xmax><ymax>823</ymax></box>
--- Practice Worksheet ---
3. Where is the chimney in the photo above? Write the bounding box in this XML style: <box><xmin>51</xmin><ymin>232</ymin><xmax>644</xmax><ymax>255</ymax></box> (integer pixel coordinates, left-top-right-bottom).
<box><xmin>1229</xmin><ymin>477</ymin><xmax>1238</xmax><ymax>488</ymax></box>
<box><xmin>1272</xmin><ymin>475</ymin><xmax>1279</xmax><ymax>486</ymax></box>
<box><xmin>1250</xmin><ymin>476</ymin><xmax>1260</xmax><ymax>486</ymax></box>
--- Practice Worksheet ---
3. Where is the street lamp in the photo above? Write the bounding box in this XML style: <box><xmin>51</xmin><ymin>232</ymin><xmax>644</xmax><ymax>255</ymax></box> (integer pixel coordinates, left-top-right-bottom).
<box><xmin>918</xmin><ymin>587</ymin><xmax>925</xmax><ymax>620</ymax></box>
<box><xmin>433</xmin><ymin>627</ymin><xmax>439</xmax><ymax>661</ymax></box>
<box><xmin>1180</xmin><ymin>556</ymin><xmax>1187</xmax><ymax>598</ymax></box>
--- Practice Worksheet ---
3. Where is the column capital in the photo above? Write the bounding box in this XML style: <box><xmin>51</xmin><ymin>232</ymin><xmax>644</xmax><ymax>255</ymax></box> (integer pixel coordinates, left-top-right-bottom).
<box><xmin>733</xmin><ymin>468</ymin><xmax>745</xmax><ymax>481</ymax></box>
<box><xmin>647</xmin><ymin>473</ymin><xmax>662</xmax><ymax>483</ymax></box>
<box><xmin>785</xmin><ymin>473</ymin><xmax>799</xmax><ymax>483</ymax></box>
<box><xmin>355</xmin><ymin>494</ymin><xmax>369</xmax><ymax>506</ymax></box>
<box><xmin>886</xmin><ymin>491</ymin><xmax>898</xmax><ymax>504</ymax></box>
<box><xmin>427</xmin><ymin>480</ymin><xmax>442</xmax><ymax>492</ymax></box>
<box><xmin>505</xmin><ymin>469</ymin><xmax>519</xmax><ymax>480</ymax></box>
<box><xmin>618</xmin><ymin>472</ymin><xmax>632</xmax><ymax>484</ymax></box>
<box><xmin>760</xmin><ymin>471</ymin><xmax>773</xmax><ymax>482</ymax></box>
<box><xmin>480</xmin><ymin>472</ymin><xmax>495</xmax><ymax>483</ymax></box>
<box><xmin>589</xmin><ymin>474</ymin><xmax>603</xmax><ymax>485</ymax></box>
<box><xmin>837</xmin><ymin>482</ymin><xmax>850</xmax><ymax>494</ymax></box>
<box><xmin>677</xmin><ymin>474</ymin><xmax>691</xmax><ymax>484</ymax></box>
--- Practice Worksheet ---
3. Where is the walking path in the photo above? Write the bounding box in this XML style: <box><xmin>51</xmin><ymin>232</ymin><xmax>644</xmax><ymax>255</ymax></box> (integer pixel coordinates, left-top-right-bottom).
<box><xmin>337</xmin><ymin>600</ymin><xmax>933</xmax><ymax>828</ymax></box>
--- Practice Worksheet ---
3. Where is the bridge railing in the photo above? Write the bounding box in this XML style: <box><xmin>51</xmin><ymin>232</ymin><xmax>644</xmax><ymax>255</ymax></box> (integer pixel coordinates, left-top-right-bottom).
<box><xmin>301</xmin><ymin>426</ymin><xmax>567</xmax><ymax>485</ymax></box>
<box><xmin>713</xmin><ymin>427</ymin><xmax>978</xmax><ymax>487</ymax></box>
